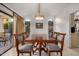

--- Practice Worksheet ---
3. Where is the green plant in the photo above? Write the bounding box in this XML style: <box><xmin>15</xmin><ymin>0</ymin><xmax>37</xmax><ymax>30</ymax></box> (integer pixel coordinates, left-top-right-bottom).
<box><xmin>4</xmin><ymin>23</ymin><xmax>8</xmax><ymax>29</ymax></box>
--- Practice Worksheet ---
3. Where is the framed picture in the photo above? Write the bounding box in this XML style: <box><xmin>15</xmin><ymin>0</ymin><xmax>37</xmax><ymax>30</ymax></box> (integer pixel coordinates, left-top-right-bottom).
<box><xmin>36</xmin><ymin>23</ymin><xmax>43</xmax><ymax>29</ymax></box>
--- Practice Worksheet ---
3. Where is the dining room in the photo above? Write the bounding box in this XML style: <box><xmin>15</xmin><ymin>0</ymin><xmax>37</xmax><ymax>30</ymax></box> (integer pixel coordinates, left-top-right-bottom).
<box><xmin>1</xmin><ymin>3</ymin><xmax>79</xmax><ymax>56</ymax></box>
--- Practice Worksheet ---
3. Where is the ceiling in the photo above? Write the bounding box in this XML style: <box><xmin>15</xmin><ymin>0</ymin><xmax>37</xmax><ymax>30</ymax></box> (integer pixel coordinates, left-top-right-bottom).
<box><xmin>3</xmin><ymin>3</ymin><xmax>71</xmax><ymax>18</ymax></box>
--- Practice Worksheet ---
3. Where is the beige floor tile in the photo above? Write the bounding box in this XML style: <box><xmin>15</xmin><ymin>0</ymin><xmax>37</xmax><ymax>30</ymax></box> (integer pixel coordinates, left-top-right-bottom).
<box><xmin>2</xmin><ymin>46</ymin><xmax>79</xmax><ymax>56</ymax></box>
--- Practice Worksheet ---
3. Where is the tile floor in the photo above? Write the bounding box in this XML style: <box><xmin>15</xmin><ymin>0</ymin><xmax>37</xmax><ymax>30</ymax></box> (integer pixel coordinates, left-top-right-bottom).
<box><xmin>2</xmin><ymin>46</ymin><xmax>79</xmax><ymax>56</ymax></box>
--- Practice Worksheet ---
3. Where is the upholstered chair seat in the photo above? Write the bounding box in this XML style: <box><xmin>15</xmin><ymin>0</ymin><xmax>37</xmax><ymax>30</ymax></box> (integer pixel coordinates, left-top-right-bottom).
<box><xmin>47</xmin><ymin>44</ymin><xmax>61</xmax><ymax>51</ymax></box>
<box><xmin>19</xmin><ymin>44</ymin><xmax>33</xmax><ymax>52</ymax></box>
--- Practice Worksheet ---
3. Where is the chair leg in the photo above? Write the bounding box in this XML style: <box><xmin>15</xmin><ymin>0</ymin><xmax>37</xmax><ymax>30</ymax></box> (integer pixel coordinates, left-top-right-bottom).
<box><xmin>10</xmin><ymin>39</ymin><xmax>11</xmax><ymax>43</ymax></box>
<box><xmin>48</xmin><ymin>52</ymin><xmax>51</xmax><ymax>56</ymax></box>
<box><xmin>60</xmin><ymin>51</ymin><xmax>62</xmax><ymax>56</ymax></box>
<box><xmin>4</xmin><ymin>41</ymin><xmax>6</xmax><ymax>46</ymax></box>
<box><xmin>17</xmin><ymin>52</ymin><xmax>20</xmax><ymax>56</ymax></box>
<box><xmin>32</xmin><ymin>50</ymin><xmax>34</xmax><ymax>54</ymax></box>
<box><xmin>57</xmin><ymin>52</ymin><xmax>58</xmax><ymax>55</ymax></box>
<box><xmin>46</xmin><ymin>48</ymin><xmax>49</xmax><ymax>54</ymax></box>
<box><xmin>30</xmin><ymin>52</ymin><xmax>31</xmax><ymax>56</ymax></box>
<box><xmin>32</xmin><ymin>47</ymin><xmax>34</xmax><ymax>54</ymax></box>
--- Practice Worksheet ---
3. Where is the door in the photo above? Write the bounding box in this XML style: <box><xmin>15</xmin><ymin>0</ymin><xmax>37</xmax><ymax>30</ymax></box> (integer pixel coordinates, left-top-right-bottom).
<box><xmin>48</xmin><ymin>21</ymin><xmax>53</xmax><ymax>38</ymax></box>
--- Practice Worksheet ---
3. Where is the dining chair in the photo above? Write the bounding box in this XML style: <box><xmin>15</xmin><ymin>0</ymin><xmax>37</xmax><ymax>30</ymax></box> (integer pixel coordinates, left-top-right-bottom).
<box><xmin>47</xmin><ymin>32</ymin><xmax>66</xmax><ymax>56</ymax></box>
<box><xmin>0</xmin><ymin>32</ymin><xmax>12</xmax><ymax>46</ymax></box>
<box><xmin>22</xmin><ymin>32</ymin><xmax>29</xmax><ymax>38</ymax></box>
<box><xmin>5</xmin><ymin>33</ymin><xmax>11</xmax><ymax>43</ymax></box>
<box><xmin>0</xmin><ymin>32</ymin><xmax>6</xmax><ymax>46</ymax></box>
<box><xmin>52</xmin><ymin>32</ymin><xmax>58</xmax><ymax>39</ymax></box>
<box><xmin>14</xmin><ymin>33</ymin><xmax>33</xmax><ymax>56</ymax></box>
<box><xmin>49</xmin><ymin>32</ymin><xmax>59</xmax><ymax>46</ymax></box>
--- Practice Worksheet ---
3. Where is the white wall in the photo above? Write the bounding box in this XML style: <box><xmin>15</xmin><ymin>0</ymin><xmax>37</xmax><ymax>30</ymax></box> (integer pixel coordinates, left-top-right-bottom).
<box><xmin>54</xmin><ymin>4</ymin><xmax>79</xmax><ymax>48</ymax></box>
<box><xmin>30</xmin><ymin>18</ymin><xmax>48</xmax><ymax>38</ymax></box>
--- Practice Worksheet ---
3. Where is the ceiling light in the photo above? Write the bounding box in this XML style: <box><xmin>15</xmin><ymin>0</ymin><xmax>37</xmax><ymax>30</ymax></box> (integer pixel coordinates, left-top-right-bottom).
<box><xmin>11</xmin><ymin>18</ymin><xmax>13</xmax><ymax>22</ymax></box>
<box><xmin>35</xmin><ymin>3</ymin><xmax>44</xmax><ymax>20</ymax></box>
<box><xmin>25</xmin><ymin>19</ymin><xmax>31</xmax><ymax>21</ymax></box>
<box><xmin>35</xmin><ymin>16</ymin><xmax>44</xmax><ymax>20</ymax></box>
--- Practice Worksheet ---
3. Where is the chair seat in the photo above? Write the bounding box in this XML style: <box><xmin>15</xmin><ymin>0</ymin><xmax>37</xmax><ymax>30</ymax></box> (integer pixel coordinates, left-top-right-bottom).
<box><xmin>47</xmin><ymin>44</ymin><xmax>61</xmax><ymax>51</ymax></box>
<box><xmin>49</xmin><ymin>38</ymin><xmax>56</xmax><ymax>40</ymax></box>
<box><xmin>19</xmin><ymin>44</ymin><xmax>33</xmax><ymax>52</ymax></box>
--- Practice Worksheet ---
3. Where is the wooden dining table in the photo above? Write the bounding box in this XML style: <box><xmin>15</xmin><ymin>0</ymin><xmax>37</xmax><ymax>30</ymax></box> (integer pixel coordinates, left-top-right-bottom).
<box><xmin>25</xmin><ymin>34</ymin><xmax>56</xmax><ymax>56</ymax></box>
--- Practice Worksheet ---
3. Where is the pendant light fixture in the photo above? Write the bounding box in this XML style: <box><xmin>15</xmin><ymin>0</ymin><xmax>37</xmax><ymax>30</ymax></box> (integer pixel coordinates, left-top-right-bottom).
<box><xmin>35</xmin><ymin>3</ymin><xmax>44</xmax><ymax>20</ymax></box>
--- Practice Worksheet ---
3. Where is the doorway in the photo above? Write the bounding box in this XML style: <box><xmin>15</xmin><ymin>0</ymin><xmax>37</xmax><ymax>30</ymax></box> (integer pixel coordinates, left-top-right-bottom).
<box><xmin>70</xmin><ymin>11</ymin><xmax>79</xmax><ymax>48</ymax></box>
<box><xmin>48</xmin><ymin>21</ymin><xmax>53</xmax><ymax>38</ymax></box>
<box><xmin>25</xmin><ymin>21</ymin><xmax>30</xmax><ymax>34</ymax></box>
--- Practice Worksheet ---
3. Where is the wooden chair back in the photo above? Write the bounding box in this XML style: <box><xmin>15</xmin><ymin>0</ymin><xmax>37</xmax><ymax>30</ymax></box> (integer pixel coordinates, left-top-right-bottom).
<box><xmin>47</xmin><ymin>32</ymin><xmax>66</xmax><ymax>56</ymax></box>
<box><xmin>50</xmin><ymin>32</ymin><xmax>66</xmax><ymax>50</ymax></box>
<box><xmin>14</xmin><ymin>33</ymin><xmax>23</xmax><ymax>52</ymax></box>
<box><xmin>56</xmin><ymin>32</ymin><xmax>66</xmax><ymax>50</ymax></box>
<box><xmin>51</xmin><ymin>32</ymin><xmax>59</xmax><ymax>44</ymax></box>
<box><xmin>51</xmin><ymin>32</ymin><xmax>59</xmax><ymax>39</ymax></box>
<box><xmin>22</xmin><ymin>32</ymin><xmax>29</xmax><ymax>39</ymax></box>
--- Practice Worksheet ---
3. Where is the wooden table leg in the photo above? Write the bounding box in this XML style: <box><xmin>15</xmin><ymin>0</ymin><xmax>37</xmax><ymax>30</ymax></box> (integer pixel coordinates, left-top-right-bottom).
<box><xmin>33</xmin><ymin>42</ymin><xmax>39</xmax><ymax>54</ymax></box>
<box><xmin>39</xmin><ymin>42</ymin><xmax>41</xmax><ymax>56</ymax></box>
